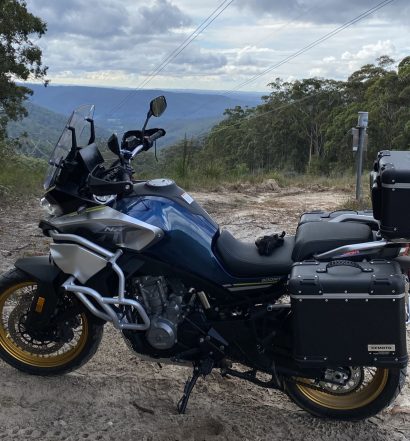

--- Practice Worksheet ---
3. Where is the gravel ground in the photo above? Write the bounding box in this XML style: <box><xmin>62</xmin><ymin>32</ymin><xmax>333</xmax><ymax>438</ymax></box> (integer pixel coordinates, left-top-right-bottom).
<box><xmin>0</xmin><ymin>187</ymin><xmax>408</xmax><ymax>441</ymax></box>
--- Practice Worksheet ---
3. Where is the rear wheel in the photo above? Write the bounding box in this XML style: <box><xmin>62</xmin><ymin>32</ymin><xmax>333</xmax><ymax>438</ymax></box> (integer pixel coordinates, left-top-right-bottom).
<box><xmin>285</xmin><ymin>367</ymin><xmax>406</xmax><ymax>420</ymax></box>
<box><xmin>0</xmin><ymin>268</ymin><xmax>103</xmax><ymax>375</ymax></box>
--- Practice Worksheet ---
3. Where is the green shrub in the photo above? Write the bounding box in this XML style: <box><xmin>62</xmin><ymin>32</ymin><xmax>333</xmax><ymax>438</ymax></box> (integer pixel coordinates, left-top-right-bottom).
<box><xmin>0</xmin><ymin>141</ymin><xmax>46</xmax><ymax>200</ymax></box>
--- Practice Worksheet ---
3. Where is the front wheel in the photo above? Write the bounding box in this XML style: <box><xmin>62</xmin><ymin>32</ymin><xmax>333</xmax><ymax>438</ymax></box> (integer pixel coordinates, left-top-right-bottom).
<box><xmin>0</xmin><ymin>268</ymin><xmax>103</xmax><ymax>376</ymax></box>
<box><xmin>285</xmin><ymin>366</ymin><xmax>406</xmax><ymax>420</ymax></box>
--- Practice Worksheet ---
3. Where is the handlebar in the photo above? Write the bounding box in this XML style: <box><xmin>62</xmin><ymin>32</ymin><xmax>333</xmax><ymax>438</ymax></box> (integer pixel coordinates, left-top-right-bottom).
<box><xmin>125</xmin><ymin>128</ymin><xmax>166</xmax><ymax>159</ymax></box>
<box><xmin>146</xmin><ymin>128</ymin><xmax>166</xmax><ymax>145</ymax></box>
<box><xmin>88</xmin><ymin>128</ymin><xmax>166</xmax><ymax>197</ymax></box>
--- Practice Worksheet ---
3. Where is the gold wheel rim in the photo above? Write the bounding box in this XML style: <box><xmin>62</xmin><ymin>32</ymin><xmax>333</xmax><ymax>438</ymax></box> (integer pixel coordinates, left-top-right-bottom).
<box><xmin>296</xmin><ymin>368</ymin><xmax>389</xmax><ymax>410</ymax></box>
<box><xmin>0</xmin><ymin>282</ymin><xmax>88</xmax><ymax>368</ymax></box>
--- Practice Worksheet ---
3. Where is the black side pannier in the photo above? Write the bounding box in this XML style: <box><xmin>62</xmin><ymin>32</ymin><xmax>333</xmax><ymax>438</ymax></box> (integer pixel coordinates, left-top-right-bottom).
<box><xmin>289</xmin><ymin>259</ymin><xmax>408</xmax><ymax>368</ymax></box>
<box><xmin>371</xmin><ymin>150</ymin><xmax>410</xmax><ymax>240</ymax></box>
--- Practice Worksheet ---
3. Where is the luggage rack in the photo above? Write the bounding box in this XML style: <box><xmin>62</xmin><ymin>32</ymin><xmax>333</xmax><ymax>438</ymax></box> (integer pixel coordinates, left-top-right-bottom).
<box><xmin>312</xmin><ymin>211</ymin><xmax>407</xmax><ymax>260</ymax></box>
<box><xmin>328</xmin><ymin>213</ymin><xmax>379</xmax><ymax>228</ymax></box>
<box><xmin>314</xmin><ymin>240</ymin><xmax>391</xmax><ymax>260</ymax></box>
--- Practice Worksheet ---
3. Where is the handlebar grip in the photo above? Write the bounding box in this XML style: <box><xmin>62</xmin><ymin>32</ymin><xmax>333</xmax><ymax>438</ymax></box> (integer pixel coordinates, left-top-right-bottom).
<box><xmin>146</xmin><ymin>129</ymin><xmax>166</xmax><ymax>144</ymax></box>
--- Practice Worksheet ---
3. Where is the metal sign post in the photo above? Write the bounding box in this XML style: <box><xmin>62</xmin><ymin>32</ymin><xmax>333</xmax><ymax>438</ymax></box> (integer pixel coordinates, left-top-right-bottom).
<box><xmin>355</xmin><ymin>111</ymin><xmax>368</xmax><ymax>201</ymax></box>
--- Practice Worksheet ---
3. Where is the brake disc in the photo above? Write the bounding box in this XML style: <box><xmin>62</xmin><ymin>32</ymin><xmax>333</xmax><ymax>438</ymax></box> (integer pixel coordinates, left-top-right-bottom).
<box><xmin>7</xmin><ymin>298</ymin><xmax>65</xmax><ymax>355</ymax></box>
<box><xmin>317</xmin><ymin>367</ymin><xmax>364</xmax><ymax>395</ymax></box>
<box><xmin>292</xmin><ymin>367</ymin><xmax>364</xmax><ymax>396</ymax></box>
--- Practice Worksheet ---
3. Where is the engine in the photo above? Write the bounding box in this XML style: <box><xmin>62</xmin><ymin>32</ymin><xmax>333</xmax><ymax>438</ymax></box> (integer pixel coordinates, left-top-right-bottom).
<box><xmin>132</xmin><ymin>275</ymin><xmax>187</xmax><ymax>350</ymax></box>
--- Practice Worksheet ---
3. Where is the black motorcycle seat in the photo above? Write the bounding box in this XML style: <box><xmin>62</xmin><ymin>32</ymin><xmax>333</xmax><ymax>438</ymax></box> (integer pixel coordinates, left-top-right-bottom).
<box><xmin>215</xmin><ymin>230</ymin><xmax>295</xmax><ymax>277</ymax></box>
<box><xmin>292</xmin><ymin>221</ymin><xmax>373</xmax><ymax>261</ymax></box>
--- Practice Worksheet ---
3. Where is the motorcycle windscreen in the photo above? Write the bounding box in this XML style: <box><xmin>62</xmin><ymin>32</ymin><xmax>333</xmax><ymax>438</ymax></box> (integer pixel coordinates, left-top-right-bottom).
<box><xmin>44</xmin><ymin>104</ymin><xmax>95</xmax><ymax>190</ymax></box>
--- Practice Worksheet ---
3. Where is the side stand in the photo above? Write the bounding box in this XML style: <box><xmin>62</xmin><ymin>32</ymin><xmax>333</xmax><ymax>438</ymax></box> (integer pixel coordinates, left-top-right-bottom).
<box><xmin>177</xmin><ymin>359</ymin><xmax>214</xmax><ymax>414</ymax></box>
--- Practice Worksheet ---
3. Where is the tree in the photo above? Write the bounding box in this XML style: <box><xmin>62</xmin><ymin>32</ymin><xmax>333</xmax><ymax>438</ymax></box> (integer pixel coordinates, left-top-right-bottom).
<box><xmin>0</xmin><ymin>0</ymin><xmax>47</xmax><ymax>141</ymax></box>
<box><xmin>156</xmin><ymin>54</ymin><xmax>410</xmax><ymax>180</ymax></box>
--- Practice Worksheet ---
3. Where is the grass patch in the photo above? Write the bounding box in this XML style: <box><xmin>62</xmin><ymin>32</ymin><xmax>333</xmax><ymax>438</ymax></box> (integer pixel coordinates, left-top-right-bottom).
<box><xmin>336</xmin><ymin>196</ymin><xmax>372</xmax><ymax>211</ymax></box>
<box><xmin>334</xmin><ymin>174</ymin><xmax>372</xmax><ymax>211</ymax></box>
<box><xmin>173</xmin><ymin>172</ymin><xmax>269</xmax><ymax>192</ymax></box>
<box><xmin>156</xmin><ymin>170</ymin><xmax>360</xmax><ymax>193</ymax></box>
<box><xmin>0</xmin><ymin>153</ymin><xmax>46</xmax><ymax>202</ymax></box>
<box><xmin>278</xmin><ymin>174</ymin><xmax>356</xmax><ymax>192</ymax></box>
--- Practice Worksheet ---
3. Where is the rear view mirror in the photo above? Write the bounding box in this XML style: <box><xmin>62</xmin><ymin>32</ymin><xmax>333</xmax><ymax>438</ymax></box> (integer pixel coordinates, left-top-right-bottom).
<box><xmin>107</xmin><ymin>134</ymin><xmax>121</xmax><ymax>156</ymax></box>
<box><xmin>150</xmin><ymin>96</ymin><xmax>167</xmax><ymax>117</ymax></box>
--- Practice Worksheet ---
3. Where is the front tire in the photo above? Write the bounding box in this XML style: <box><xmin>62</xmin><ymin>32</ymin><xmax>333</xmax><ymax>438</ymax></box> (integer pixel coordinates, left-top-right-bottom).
<box><xmin>285</xmin><ymin>367</ymin><xmax>406</xmax><ymax>420</ymax></box>
<box><xmin>0</xmin><ymin>268</ymin><xmax>103</xmax><ymax>376</ymax></box>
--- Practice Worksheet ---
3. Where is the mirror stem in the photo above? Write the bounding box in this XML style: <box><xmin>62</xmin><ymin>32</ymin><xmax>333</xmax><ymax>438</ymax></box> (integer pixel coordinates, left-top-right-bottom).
<box><xmin>68</xmin><ymin>126</ymin><xmax>77</xmax><ymax>152</ymax></box>
<box><xmin>141</xmin><ymin>110</ymin><xmax>152</xmax><ymax>138</ymax></box>
<box><xmin>86</xmin><ymin>118</ymin><xmax>95</xmax><ymax>144</ymax></box>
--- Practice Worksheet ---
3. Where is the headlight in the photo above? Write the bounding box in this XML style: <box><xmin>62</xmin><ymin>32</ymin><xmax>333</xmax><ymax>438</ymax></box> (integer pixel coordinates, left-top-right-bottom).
<box><xmin>40</xmin><ymin>197</ymin><xmax>62</xmax><ymax>216</ymax></box>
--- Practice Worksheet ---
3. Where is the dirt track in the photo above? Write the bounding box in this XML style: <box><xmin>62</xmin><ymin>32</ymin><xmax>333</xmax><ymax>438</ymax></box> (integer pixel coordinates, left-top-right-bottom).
<box><xmin>0</xmin><ymin>187</ymin><xmax>409</xmax><ymax>441</ymax></box>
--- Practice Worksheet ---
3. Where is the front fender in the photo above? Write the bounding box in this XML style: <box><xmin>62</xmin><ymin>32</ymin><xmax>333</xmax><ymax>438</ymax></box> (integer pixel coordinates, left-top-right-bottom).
<box><xmin>15</xmin><ymin>255</ymin><xmax>61</xmax><ymax>282</ymax></box>
<box><xmin>14</xmin><ymin>255</ymin><xmax>62</xmax><ymax>329</ymax></box>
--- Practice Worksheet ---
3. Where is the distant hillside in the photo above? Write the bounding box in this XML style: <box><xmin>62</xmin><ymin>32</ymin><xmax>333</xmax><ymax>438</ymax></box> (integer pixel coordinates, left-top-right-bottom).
<box><xmin>24</xmin><ymin>84</ymin><xmax>262</xmax><ymax>146</ymax></box>
<box><xmin>7</xmin><ymin>102</ymin><xmax>111</xmax><ymax>158</ymax></box>
<box><xmin>7</xmin><ymin>102</ymin><xmax>67</xmax><ymax>158</ymax></box>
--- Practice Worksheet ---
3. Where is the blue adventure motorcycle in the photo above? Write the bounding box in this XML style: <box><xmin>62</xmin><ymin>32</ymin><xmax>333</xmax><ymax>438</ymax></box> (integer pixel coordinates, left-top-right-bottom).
<box><xmin>0</xmin><ymin>96</ymin><xmax>407</xmax><ymax>420</ymax></box>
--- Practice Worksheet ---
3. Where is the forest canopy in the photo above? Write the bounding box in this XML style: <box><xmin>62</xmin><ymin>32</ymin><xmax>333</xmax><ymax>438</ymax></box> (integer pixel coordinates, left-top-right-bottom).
<box><xmin>160</xmin><ymin>55</ymin><xmax>410</xmax><ymax>181</ymax></box>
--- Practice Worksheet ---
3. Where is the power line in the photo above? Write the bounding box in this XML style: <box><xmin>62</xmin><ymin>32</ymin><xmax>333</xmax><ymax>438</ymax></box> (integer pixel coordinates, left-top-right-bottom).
<box><xmin>228</xmin><ymin>0</ymin><xmax>394</xmax><ymax>94</ymax></box>
<box><xmin>178</xmin><ymin>3</ymin><xmax>318</xmax><ymax>119</ymax></box>
<box><xmin>95</xmin><ymin>1</ymin><xmax>310</xmax><ymax>122</ymax></box>
<box><xmin>189</xmin><ymin>0</ymin><xmax>394</xmax><ymax>118</ymax></box>
<box><xmin>195</xmin><ymin>93</ymin><xmax>322</xmax><ymax>140</ymax></box>
<box><xmin>137</xmin><ymin>2</ymin><xmax>313</xmax><ymax>92</ymax></box>
<box><xmin>106</xmin><ymin>0</ymin><xmax>235</xmax><ymax>117</ymax></box>
<box><xmin>236</xmin><ymin>5</ymin><xmax>316</xmax><ymax>59</ymax></box>
<box><xmin>195</xmin><ymin>67</ymin><xmax>370</xmax><ymax>138</ymax></box>
<box><xmin>106</xmin><ymin>0</ymin><xmax>394</xmax><ymax>145</ymax></box>
<box><xmin>137</xmin><ymin>0</ymin><xmax>234</xmax><ymax>90</ymax></box>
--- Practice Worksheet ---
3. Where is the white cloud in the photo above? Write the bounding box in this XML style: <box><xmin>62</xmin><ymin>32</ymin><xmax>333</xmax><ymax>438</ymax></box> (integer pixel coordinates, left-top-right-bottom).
<box><xmin>23</xmin><ymin>1</ymin><xmax>410</xmax><ymax>91</ymax></box>
<box><xmin>309</xmin><ymin>67</ymin><xmax>324</xmax><ymax>77</ymax></box>
<box><xmin>341</xmin><ymin>40</ymin><xmax>396</xmax><ymax>70</ymax></box>
<box><xmin>234</xmin><ymin>0</ymin><xmax>410</xmax><ymax>25</ymax></box>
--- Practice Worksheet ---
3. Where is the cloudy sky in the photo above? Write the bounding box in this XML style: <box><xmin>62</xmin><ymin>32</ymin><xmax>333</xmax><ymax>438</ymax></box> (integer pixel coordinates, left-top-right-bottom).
<box><xmin>25</xmin><ymin>0</ymin><xmax>410</xmax><ymax>92</ymax></box>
